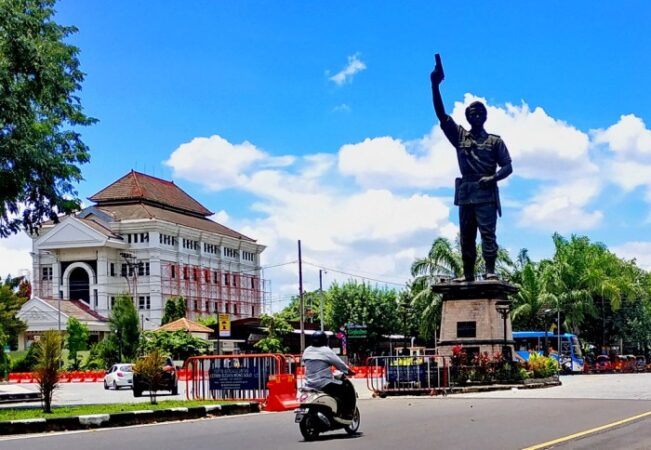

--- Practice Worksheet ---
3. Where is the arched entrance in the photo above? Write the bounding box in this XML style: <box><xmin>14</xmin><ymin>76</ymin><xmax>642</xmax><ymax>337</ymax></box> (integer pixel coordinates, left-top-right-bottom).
<box><xmin>69</xmin><ymin>267</ymin><xmax>90</xmax><ymax>303</ymax></box>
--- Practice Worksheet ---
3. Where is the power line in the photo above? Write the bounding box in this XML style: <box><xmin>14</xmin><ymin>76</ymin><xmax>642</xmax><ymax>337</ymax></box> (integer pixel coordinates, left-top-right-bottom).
<box><xmin>301</xmin><ymin>260</ymin><xmax>407</xmax><ymax>287</ymax></box>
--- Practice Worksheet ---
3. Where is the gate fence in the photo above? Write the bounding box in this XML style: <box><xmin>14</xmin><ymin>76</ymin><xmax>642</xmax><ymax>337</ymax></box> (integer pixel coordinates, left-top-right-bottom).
<box><xmin>366</xmin><ymin>355</ymin><xmax>451</xmax><ymax>395</ymax></box>
<box><xmin>184</xmin><ymin>354</ymin><xmax>285</xmax><ymax>401</ymax></box>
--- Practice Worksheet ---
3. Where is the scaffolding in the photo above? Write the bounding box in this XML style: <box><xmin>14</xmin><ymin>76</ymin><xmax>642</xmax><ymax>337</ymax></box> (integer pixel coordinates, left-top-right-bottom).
<box><xmin>161</xmin><ymin>262</ymin><xmax>270</xmax><ymax>320</ymax></box>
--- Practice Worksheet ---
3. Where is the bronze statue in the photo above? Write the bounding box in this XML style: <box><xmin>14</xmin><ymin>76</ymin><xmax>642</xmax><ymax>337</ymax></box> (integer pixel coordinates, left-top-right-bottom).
<box><xmin>430</xmin><ymin>54</ymin><xmax>513</xmax><ymax>282</ymax></box>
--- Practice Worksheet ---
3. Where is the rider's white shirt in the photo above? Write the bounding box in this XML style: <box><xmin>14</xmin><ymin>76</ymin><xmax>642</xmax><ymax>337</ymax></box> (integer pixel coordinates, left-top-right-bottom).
<box><xmin>302</xmin><ymin>346</ymin><xmax>349</xmax><ymax>390</ymax></box>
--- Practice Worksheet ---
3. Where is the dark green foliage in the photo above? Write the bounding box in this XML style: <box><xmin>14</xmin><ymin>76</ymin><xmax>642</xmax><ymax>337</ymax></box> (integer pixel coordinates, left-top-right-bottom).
<box><xmin>327</xmin><ymin>281</ymin><xmax>400</xmax><ymax>356</ymax></box>
<box><xmin>107</xmin><ymin>294</ymin><xmax>140</xmax><ymax>362</ymax></box>
<box><xmin>10</xmin><ymin>343</ymin><xmax>38</xmax><ymax>371</ymax></box>
<box><xmin>65</xmin><ymin>317</ymin><xmax>88</xmax><ymax>369</ymax></box>
<box><xmin>0</xmin><ymin>0</ymin><xmax>96</xmax><ymax>237</ymax></box>
<box><xmin>139</xmin><ymin>330</ymin><xmax>210</xmax><ymax>361</ymax></box>
<box><xmin>161</xmin><ymin>297</ymin><xmax>186</xmax><ymax>325</ymax></box>
<box><xmin>81</xmin><ymin>340</ymin><xmax>106</xmax><ymax>370</ymax></box>
<box><xmin>0</xmin><ymin>285</ymin><xmax>27</xmax><ymax>349</ymax></box>
<box><xmin>254</xmin><ymin>314</ymin><xmax>292</xmax><ymax>353</ymax></box>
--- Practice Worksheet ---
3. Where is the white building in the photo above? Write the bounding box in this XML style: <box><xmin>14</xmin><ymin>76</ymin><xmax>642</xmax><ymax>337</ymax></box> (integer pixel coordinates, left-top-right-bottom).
<box><xmin>22</xmin><ymin>170</ymin><xmax>266</xmax><ymax>348</ymax></box>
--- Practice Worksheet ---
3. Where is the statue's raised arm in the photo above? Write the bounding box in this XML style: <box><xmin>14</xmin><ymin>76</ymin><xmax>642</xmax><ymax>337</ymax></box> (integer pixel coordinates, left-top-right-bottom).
<box><xmin>430</xmin><ymin>53</ymin><xmax>447</xmax><ymax>122</ymax></box>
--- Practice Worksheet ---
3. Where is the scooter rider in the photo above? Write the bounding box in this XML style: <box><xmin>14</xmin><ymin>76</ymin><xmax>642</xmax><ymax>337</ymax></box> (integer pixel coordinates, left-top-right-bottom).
<box><xmin>302</xmin><ymin>331</ymin><xmax>356</xmax><ymax>420</ymax></box>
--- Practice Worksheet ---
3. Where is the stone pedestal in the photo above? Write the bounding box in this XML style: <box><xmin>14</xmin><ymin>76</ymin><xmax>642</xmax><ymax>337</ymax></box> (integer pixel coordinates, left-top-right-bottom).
<box><xmin>432</xmin><ymin>280</ymin><xmax>518</xmax><ymax>357</ymax></box>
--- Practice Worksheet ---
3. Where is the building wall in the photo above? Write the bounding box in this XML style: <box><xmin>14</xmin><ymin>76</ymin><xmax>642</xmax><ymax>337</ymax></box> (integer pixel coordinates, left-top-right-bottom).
<box><xmin>32</xmin><ymin>218</ymin><xmax>266</xmax><ymax>330</ymax></box>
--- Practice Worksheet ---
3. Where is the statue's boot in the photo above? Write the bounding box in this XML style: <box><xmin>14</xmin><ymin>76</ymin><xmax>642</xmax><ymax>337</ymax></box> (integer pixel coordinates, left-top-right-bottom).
<box><xmin>453</xmin><ymin>269</ymin><xmax>475</xmax><ymax>283</ymax></box>
<box><xmin>484</xmin><ymin>258</ymin><xmax>498</xmax><ymax>280</ymax></box>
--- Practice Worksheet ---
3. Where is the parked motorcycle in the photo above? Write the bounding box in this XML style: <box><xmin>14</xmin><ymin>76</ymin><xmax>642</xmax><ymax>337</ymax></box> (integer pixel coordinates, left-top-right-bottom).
<box><xmin>294</xmin><ymin>372</ymin><xmax>360</xmax><ymax>441</ymax></box>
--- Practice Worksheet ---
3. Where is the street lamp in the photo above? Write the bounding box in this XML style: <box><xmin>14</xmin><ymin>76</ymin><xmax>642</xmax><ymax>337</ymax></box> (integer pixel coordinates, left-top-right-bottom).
<box><xmin>495</xmin><ymin>302</ymin><xmax>512</xmax><ymax>361</ymax></box>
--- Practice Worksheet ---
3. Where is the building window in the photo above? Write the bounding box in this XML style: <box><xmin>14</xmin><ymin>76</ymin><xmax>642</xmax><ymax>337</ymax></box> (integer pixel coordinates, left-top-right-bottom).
<box><xmin>171</xmin><ymin>265</ymin><xmax>176</xmax><ymax>279</ymax></box>
<box><xmin>183</xmin><ymin>266</ymin><xmax>189</xmax><ymax>280</ymax></box>
<box><xmin>110</xmin><ymin>263</ymin><xmax>115</xmax><ymax>277</ymax></box>
<box><xmin>242</xmin><ymin>251</ymin><xmax>255</xmax><ymax>262</ymax></box>
<box><xmin>138</xmin><ymin>261</ymin><xmax>150</xmax><ymax>277</ymax></box>
<box><xmin>213</xmin><ymin>271</ymin><xmax>219</xmax><ymax>284</ymax></box>
<box><xmin>457</xmin><ymin>321</ymin><xmax>477</xmax><ymax>338</ymax></box>
<box><xmin>224</xmin><ymin>273</ymin><xmax>230</xmax><ymax>286</ymax></box>
<box><xmin>233</xmin><ymin>304</ymin><xmax>238</xmax><ymax>315</ymax></box>
<box><xmin>204</xmin><ymin>271</ymin><xmax>210</xmax><ymax>283</ymax></box>
<box><xmin>225</xmin><ymin>303</ymin><xmax>229</xmax><ymax>313</ymax></box>
<box><xmin>251</xmin><ymin>306</ymin><xmax>255</xmax><ymax>316</ymax></box>
<box><xmin>110</xmin><ymin>296</ymin><xmax>116</xmax><ymax>309</ymax></box>
<box><xmin>138</xmin><ymin>295</ymin><xmax>151</xmax><ymax>310</ymax></box>
<box><xmin>121</xmin><ymin>264</ymin><xmax>128</xmax><ymax>277</ymax></box>
<box><xmin>193</xmin><ymin>300</ymin><xmax>199</xmax><ymax>311</ymax></box>
<box><xmin>224</xmin><ymin>247</ymin><xmax>239</xmax><ymax>259</ymax></box>
<box><xmin>41</xmin><ymin>266</ymin><xmax>53</xmax><ymax>281</ymax></box>
<box><xmin>140</xmin><ymin>232</ymin><xmax>149</xmax><ymax>243</ymax></box>
<box><xmin>93</xmin><ymin>290</ymin><xmax>98</xmax><ymax>308</ymax></box>
<box><xmin>193</xmin><ymin>268</ymin><xmax>198</xmax><ymax>281</ymax></box>
<box><xmin>127</xmin><ymin>234</ymin><xmax>132</xmax><ymax>244</ymax></box>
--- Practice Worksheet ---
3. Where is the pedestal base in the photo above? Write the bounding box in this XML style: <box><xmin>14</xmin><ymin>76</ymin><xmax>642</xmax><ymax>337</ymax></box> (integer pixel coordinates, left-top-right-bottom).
<box><xmin>432</xmin><ymin>280</ymin><xmax>518</xmax><ymax>358</ymax></box>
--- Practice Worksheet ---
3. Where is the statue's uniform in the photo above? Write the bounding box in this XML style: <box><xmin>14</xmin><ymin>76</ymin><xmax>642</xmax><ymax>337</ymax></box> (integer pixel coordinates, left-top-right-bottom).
<box><xmin>441</xmin><ymin>116</ymin><xmax>512</xmax><ymax>277</ymax></box>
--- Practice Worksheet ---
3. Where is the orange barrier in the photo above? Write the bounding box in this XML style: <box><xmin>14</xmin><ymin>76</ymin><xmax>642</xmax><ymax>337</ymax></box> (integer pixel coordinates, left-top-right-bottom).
<box><xmin>264</xmin><ymin>373</ymin><xmax>300</xmax><ymax>412</ymax></box>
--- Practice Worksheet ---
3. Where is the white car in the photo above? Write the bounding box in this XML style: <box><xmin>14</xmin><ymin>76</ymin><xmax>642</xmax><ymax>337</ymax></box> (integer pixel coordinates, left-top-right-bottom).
<box><xmin>104</xmin><ymin>363</ymin><xmax>134</xmax><ymax>390</ymax></box>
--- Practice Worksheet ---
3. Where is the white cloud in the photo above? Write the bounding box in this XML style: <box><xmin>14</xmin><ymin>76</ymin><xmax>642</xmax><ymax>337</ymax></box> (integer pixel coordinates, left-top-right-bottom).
<box><xmin>518</xmin><ymin>178</ymin><xmax>603</xmax><ymax>232</ymax></box>
<box><xmin>329</xmin><ymin>53</ymin><xmax>366</xmax><ymax>86</ymax></box>
<box><xmin>452</xmin><ymin>95</ymin><xmax>597</xmax><ymax>181</ymax></box>
<box><xmin>0</xmin><ymin>233</ymin><xmax>32</xmax><ymax>280</ymax></box>
<box><xmin>593</xmin><ymin>114</ymin><xmax>651</xmax><ymax>160</ymax></box>
<box><xmin>333</xmin><ymin>103</ymin><xmax>351</xmax><ymax>113</ymax></box>
<box><xmin>164</xmin><ymin>135</ymin><xmax>294</xmax><ymax>191</ymax></box>
<box><xmin>610</xmin><ymin>241</ymin><xmax>651</xmax><ymax>271</ymax></box>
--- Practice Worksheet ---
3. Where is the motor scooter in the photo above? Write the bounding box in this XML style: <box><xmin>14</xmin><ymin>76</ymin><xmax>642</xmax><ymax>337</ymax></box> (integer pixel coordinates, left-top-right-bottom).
<box><xmin>294</xmin><ymin>371</ymin><xmax>360</xmax><ymax>441</ymax></box>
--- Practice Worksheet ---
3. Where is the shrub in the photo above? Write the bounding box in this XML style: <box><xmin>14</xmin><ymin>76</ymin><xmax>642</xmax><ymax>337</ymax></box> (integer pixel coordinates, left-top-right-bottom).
<box><xmin>34</xmin><ymin>331</ymin><xmax>63</xmax><ymax>413</ymax></box>
<box><xmin>527</xmin><ymin>352</ymin><xmax>559</xmax><ymax>378</ymax></box>
<box><xmin>133</xmin><ymin>349</ymin><xmax>166</xmax><ymax>405</ymax></box>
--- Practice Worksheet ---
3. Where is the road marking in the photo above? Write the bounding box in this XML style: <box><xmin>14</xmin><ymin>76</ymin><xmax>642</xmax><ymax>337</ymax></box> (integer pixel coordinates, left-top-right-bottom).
<box><xmin>522</xmin><ymin>410</ymin><xmax>651</xmax><ymax>450</ymax></box>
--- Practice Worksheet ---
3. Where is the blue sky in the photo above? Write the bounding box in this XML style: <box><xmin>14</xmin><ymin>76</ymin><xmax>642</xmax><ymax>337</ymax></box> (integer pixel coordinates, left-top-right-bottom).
<box><xmin>3</xmin><ymin>1</ymin><xmax>651</xmax><ymax>309</ymax></box>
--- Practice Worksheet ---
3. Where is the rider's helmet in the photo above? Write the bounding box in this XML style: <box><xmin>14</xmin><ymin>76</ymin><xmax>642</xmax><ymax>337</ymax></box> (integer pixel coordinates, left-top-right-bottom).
<box><xmin>311</xmin><ymin>331</ymin><xmax>328</xmax><ymax>347</ymax></box>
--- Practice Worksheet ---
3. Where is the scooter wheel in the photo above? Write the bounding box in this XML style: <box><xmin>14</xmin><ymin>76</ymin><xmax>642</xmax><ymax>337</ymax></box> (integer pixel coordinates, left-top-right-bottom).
<box><xmin>299</xmin><ymin>414</ymin><xmax>320</xmax><ymax>441</ymax></box>
<box><xmin>345</xmin><ymin>407</ymin><xmax>360</xmax><ymax>435</ymax></box>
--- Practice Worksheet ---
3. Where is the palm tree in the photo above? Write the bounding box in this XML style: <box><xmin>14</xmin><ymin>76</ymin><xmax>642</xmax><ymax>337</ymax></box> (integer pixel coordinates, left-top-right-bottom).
<box><xmin>510</xmin><ymin>262</ymin><xmax>553</xmax><ymax>330</ymax></box>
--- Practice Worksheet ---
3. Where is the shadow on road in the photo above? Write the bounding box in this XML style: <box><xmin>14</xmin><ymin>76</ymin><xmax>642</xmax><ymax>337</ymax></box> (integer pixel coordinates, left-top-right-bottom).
<box><xmin>301</xmin><ymin>432</ymin><xmax>364</xmax><ymax>443</ymax></box>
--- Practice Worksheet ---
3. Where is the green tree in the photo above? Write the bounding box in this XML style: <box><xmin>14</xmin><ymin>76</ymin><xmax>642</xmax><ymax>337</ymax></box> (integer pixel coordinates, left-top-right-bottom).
<box><xmin>65</xmin><ymin>316</ymin><xmax>88</xmax><ymax>370</ymax></box>
<box><xmin>0</xmin><ymin>0</ymin><xmax>97</xmax><ymax>237</ymax></box>
<box><xmin>139</xmin><ymin>330</ymin><xmax>210</xmax><ymax>361</ymax></box>
<box><xmin>107</xmin><ymin>294</ymin><xmax>140</xmax><ymax>363</ymax></box>
<box><xmin>161</xmin><ymin>297</ymin><xmax>186</xmax><ymax>324</ymax></box>
<box><xmin>0</xmin><ymin>285</ymin><xmax>27</xmax><ymax>349</ymax></box>
<box><xmin>511</xmin><ymin>262</ymin><xmax>552</xmax><ymax>330</ymax></box>
<box><xmin>254</xmin><ymin>314</ymin><xmax>293</xmax><ymax>353</ymax></box>
<box><xmin>34</xmin><ymin>330</ymin><xmax>62</xmax><ymax>413</ymax></box>
<box><xmin>278</xmin><ymin>290</ymin><xmax>326</xmax><ymax>325</ymax></box>
<box><xmin>326</xmin><ymin>281</ymin><xmax>400</xmax><ymax>357</ymax></box>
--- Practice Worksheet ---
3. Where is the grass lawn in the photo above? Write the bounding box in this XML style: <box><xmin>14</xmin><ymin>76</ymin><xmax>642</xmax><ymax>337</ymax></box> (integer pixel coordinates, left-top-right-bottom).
<box><xmin>0</xmin><ymin>399</ymin><xmax>235</xmax><ymax>421</ymax></box>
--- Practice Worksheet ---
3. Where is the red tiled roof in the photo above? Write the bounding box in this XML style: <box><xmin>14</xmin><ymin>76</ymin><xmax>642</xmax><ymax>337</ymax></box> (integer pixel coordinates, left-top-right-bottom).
<box><xmin>155</xmin><ymin>318</ymin><xmax>213</xmax><ymax>333</ymax></box>
<box><xmin>89</xmin><ymin>171</ymin><xmax>213</xmax><ymax>217</ymax></box>
<box><xmin>97</xmin><ymin>203</ymin><xmax>256</xmax><ymax>242</ymax></box>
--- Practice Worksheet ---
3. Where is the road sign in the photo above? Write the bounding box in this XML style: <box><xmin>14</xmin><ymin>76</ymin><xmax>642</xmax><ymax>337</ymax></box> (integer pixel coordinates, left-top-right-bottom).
<box><xmin>219</xmin><ymin>313</ymin><xmax>231</xmax><ymax>337</ymax></box>
<box><xmin>346</xmin><ymin>323</ymin><xmax>367</xmax><ymax>339</ymax></box>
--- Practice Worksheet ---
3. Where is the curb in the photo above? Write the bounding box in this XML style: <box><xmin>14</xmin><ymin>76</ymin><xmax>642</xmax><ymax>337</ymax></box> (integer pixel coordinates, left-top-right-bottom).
<box><xmin>0</xmin><ymin>402</ymin><xmax>261</xmax><ymax>436</ymax></box>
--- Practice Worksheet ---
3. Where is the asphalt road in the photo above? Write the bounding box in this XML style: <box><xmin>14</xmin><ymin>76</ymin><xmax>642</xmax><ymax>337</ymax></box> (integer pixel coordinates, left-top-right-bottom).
<box><xmin>3</xmin><ymin>374</ymin><xmax>651</xmax><ymax>448</ymax></box>
<box><xmin>1</xmin><ymin>396</ymin><xmax>651</xmax><ymax>449</ymax></box>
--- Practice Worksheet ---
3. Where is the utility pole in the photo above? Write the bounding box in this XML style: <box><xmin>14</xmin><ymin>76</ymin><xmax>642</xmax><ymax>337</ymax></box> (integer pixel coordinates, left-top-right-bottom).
<box><xmin>298</xmin><ymin>240</ymin><xmax>305</xmax><ymax>352</ymax></box>
<box><xmin>319</xmin><ymin>270</ymin><xmax>324</xmax><ymax>332</ymax></box>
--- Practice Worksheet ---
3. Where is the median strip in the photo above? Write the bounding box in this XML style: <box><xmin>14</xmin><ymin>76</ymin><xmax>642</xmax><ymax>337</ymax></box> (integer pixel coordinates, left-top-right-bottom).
<box><xmin>0</xmin><ymin>402</ymin><xmax>261</xmax><ymax>436</ymax></box>
<box><xmin>522</xmin><ymin>410</ymin><xmax>651</xmax><ymax>450</ymax></box>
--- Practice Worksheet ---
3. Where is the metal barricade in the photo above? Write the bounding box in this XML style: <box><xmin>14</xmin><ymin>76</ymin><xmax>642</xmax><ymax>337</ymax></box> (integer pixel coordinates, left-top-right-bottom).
<box><xmin>366</xmin><ymin>355</ymin><xmax>451</xmax><ymax>396</ymax></box>
<box><xmin>184</xmin><ymin>354</ymin><xmax>285</xmax><ymax>402</ymax></box>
